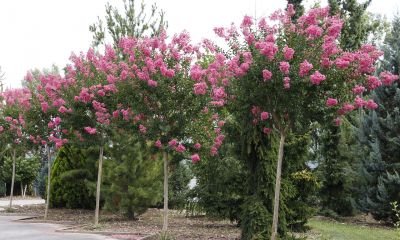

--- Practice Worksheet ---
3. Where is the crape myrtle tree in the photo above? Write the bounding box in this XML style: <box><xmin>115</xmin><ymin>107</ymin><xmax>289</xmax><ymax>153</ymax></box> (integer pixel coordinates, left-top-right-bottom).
<box><xmin>199</xmin><ymin>5</ymin><xmax>396</xmax><ymax>239</ymax></box>
<box><xmin>317</xmin><ymin>0</ymin><xmax>388</xmax><ymax>216</ymax></box>
<box><xmin>23</xmin><ymin>71</ymin><xmax>70</xmax><ymax>219</ymax></box>
<box><xmin>356</xmin><ymin>14</ymin><xmax>400</xmax><ymax>222</ymax></box>
<box><xmin>115</xmin><ymin>32</ymin><xmax>221</xmax><ymax>232</ymax></box>
<box><xmin>58</xmin><ymin>47</ymin><xmax>125</xmax><ymax>225</ymax></box>
<box><xmin>0</xmin><ymin>88</ymin><xmax>31</xmax><ymax>208</ymax></box>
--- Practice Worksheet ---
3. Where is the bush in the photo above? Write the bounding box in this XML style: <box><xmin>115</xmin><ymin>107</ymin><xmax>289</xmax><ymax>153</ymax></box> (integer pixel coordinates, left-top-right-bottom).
<box><xmin>50</xmin><ymin>146</ymin><xmax>97</xmax><ymax>209</ymax></box>
<box><xmin>240</xmin><ymin>196</ymin><xmax>272</xmax><ymax>240</ymax></box>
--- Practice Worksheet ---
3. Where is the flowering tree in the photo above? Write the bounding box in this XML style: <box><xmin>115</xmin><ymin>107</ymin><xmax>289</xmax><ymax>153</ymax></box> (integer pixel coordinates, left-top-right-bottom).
<box><xmin>59</xmin><ymin>46</ymin><xmax>130</xmax><ymax>225</ymax></box>
<box><xmin>114</xmin><ymin>32</ymin><xmax>221</xmax><ymax>231</ymax></box>
<box><xmin>0</xmin><ymin>88</ymin><xmax>31</xmax><ymax>208</ymax></box>
<box><xmin>198</xmin><ymin>5</ymin><xmax>398</xmax><ymax>239</ymax></box>
<box><xmin>23</xmin><ymin>71</ymin><xmax>71</xmax><ymax>219</ymax></box>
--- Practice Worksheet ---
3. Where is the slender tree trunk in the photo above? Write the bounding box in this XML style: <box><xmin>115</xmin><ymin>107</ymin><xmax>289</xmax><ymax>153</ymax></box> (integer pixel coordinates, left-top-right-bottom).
<box><xmin>20</xmin><ymin>182</ymin><xmax>23</xmax><ymax>198</ymax></box>
<box><xmin>94</xmin><ymin>146</ymin><xmax>104</xmax><ymax>225</ymax></box>
<box><xmin>162</xmin><ymin>151</ymin><xmax>169</xmax><ymax>232</ymax></box>
<box><xmin>23</xmin><ymin>185</ymin><xmax>27</xmax><ymax>198</ymax></box>
<box><xmin>44</xmin><ymin>146</ymin><xmax>52</xmax><ymax>220</ymax></box>
<box><xmin>9</xmin><ymin>149</ymin><xmax>16</xmax><ymax>209</ymax></box>
<box><xmin>271</xmin><ymin>131</ymin><xmax>286</xmax><ymax>240</ymax></box>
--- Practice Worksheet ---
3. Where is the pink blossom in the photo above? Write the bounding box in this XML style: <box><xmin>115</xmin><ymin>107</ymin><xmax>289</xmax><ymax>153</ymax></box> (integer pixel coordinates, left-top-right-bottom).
<box><xmin>366</xmin><ymin>99</ymin><xmax>378</xmax><ymax>110</ymax></box>
<box><xmin>53</xmin><ymin>117</ymin><xmax>62</xmax><ymax>126</ymax></box>
<box><xmin>326</xmin><ymin>98</ymin><xmax>338</xmax><ymax>107</ymax></box>
<box><xmin>258</xmin><ymin>42</ymin><xmax>278</xmax><ymax>60</ymax></box>
<box><xmin>283</xmin><ymin>77</ymin><xmax>290</xmax><ymax>89</ymax></box>
<box><xmin>241</xmin><ymin>15</ymin><xmax>253</xmax><ymax>28</ymax></box>
<box><xmin>194</xmin><ymin>143</ymin><xmax>202</xmax><ymax>149</ymax></box>
<box><xmin>263</xmin><ymin>127</ymin><xmax>272</xmax><ymax>135</ymax></box>
<box><xmin>380</xmin><ymin>71</ymin><xmax>399</xmax><ymax>86</ymax></box>
<box><xmin>169</xmin><ymin>139</ymin><xmax>178</xmax><ymax>147</ymax></box>
<box><xmin>299</xmin><ymin>60</ymin><xmax>313</xmax><ymax>77</ymax></box>
<box><xmin>283</xmin><ymin>46</ymin><xmax>294</xmax><ymax>60</ymax></box>
<box><xmin>194</xmin><ymin>82</ymin><xmax>207</xmax><ymax>95</ymax></box>
<box><xmin>262</xmin><ymin>69</ymin><xmax>272</xmax><ymax>81</ymax></box>
<box><xmin>354</xmin><ymin>96</ymin><xmax>366</xmax><ymax>108</ymax></box>
<box><xmin>279</xmin><ymin>61</ymin><xmax>290</xmax><ymax>75</ymax></box>
<box><xmin>335</xmin><ymin>59</ymin><xmax>350</xmax><ymax>69</ymax></box>
<box><xmin>352</xmin><ymin>85</ymin><xmax>365</xmax><ymax>95</ymax></box>
<box><xmin>366</xmin><ymin>76</ymin><xmax>382</xmax><ymax>90</ymax></box>
<box><xmin>112</xmin><ymin>110</ymin><xmax>119</xmax><ymax>118</ymax></box>
<box><xmin>218</xmin><ymin>121</ymin><xmax>225</xmax><ymax>127</ymax></box>
<box><xmin>191</xmin><ymin>154</ymin><xmax>200</xmax><ymax>163</ymax></box>
<box><xmin>84</xmin><ymin>127</ymin><xmax>97</xmax><ymax>135</ymax></box>
<box><xmin>305</xmin><ymin>25</ymin><xmax>323</xmax><ymax>39</ymax></box>
<box><xmin>260</xmin><ymin>112</ymin><xmax>269</xmax><ymax>120</ymax></box>
<box><xmin>175</xmin><ymin>144</ymin><xmax>186</xmax><ymax>153</ymax></box>
<box><xmin>58</xmin><ymin>106</ymin><xmax>68</xmax><ymax>113</ymax></box>
<box><xmin>213</xmin><ymin>87</ymin><xmax>226</xmax><ymax>100</ymax></box>
<box><xmin>147</xmin><ymin>79</ymin><xmax>158</xmax><ymax>87</ymax></box>
<box><xmin>310</xmin><ymin>71</ymin><xmax>326</xmax><ymax>85</ymax></box>
<box><xmin>41</xmin><ymin>102</ymin><xmax>49</xmax><ymax>113</ymax></box>
<box><xmin>139</xmin><ymin>124</ymin><xmax>147</xmax><ymax>133</ymax></box>
<box><xmin>155</xmin><ymin>139</ymin><xmax>162</xmax><ymax>148</ymax></box>
<box><xmin>210</xmin><ymin>147</ymin><xmax>218</xmax><ymax>156</ymax></box>
<box><xmin>334</xmin><ymin>118</ymin><xmax>342</xmax><ymax>126</ymax></box>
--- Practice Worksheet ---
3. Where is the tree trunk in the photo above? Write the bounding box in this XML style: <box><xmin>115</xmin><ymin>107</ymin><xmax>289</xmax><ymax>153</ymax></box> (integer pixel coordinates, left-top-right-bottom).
<box><xmin>9</xmin><ymin>149</ymin><xmax>16</xmax><ymax>209</ymax></box>
<box><xmin>94</xmin><ymin>146</ymin><xmax>104</xmax><ymax>225</ymax></box>
<box><xmin>162</xmin><ymin>151</ymin><xmax>169</xmax><ymax>232</ymax></box>
<box><xmin>44</xmin><ymin>146</ymin><xmax>52</xmax><ymax>220</ymax></box>
<box><xmin>271</xmin><ymin>131</ymin><xmax>286</xmax><ymax>240</ymax></box>
<box><xmin>20</xmin><ymin>182</ymin><xmax>23</xmax><ymax>198</ymax></box>
<box><xmin>23</xmin><ymin>185</ymin><xmax>27</xmax><ymax>198</ymax></box>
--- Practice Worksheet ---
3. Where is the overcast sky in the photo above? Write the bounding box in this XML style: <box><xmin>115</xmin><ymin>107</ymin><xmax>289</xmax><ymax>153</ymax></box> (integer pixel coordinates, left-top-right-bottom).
<box><xmin>0</xmin><ymin>0</ymin><xmax>399</xmax><ymax>88</ymax></box>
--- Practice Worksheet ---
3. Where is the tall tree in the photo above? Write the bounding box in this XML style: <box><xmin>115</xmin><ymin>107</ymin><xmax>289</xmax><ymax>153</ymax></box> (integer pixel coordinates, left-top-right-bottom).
<box><xmin>317</xmin><ymin>0</ymin><xmax>387</xmax><ymax>216</ymax></box>
<box><xmin>200</xmin><ymin>5</ymin><xmax>390</xmax><ymax>238</ymax></box>
<box><xmin>355</xmin><ymin>14</ymin><xmax>400</xmax><ymax>222</ymax></box>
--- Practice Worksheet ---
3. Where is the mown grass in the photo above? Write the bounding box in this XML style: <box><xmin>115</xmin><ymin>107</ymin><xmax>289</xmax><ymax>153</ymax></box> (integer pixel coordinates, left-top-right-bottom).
<box><xmin>308</xmin><ymin>219</ymin><xmax>400</xmax><ymax>240</ymax></box>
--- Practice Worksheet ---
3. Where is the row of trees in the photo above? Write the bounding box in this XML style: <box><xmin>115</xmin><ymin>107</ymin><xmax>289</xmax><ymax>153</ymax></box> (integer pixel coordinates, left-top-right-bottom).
<box><xmin>1</xmin><ymin>1</ymin><xmax>399</xmax><ymax>239</ymax></box>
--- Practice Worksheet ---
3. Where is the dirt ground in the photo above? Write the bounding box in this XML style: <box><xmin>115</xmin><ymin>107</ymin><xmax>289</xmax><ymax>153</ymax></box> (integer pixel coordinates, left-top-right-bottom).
<box><xmin>0</xmin><ymin>204</ymin><xmax>241</xmax><ymax>240</ymax></box>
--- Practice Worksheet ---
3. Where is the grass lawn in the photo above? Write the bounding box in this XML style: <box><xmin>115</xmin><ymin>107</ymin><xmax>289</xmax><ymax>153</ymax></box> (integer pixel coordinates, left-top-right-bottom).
<box><xmin>307</xmin><ymin>219</ymin><xmax>400</xmax><ymax>240</ymax></box>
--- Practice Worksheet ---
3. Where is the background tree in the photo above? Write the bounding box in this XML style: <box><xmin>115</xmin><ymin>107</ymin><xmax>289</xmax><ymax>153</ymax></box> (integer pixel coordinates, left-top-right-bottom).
<box><xmin>0</xmin><ymin>87</ymin><xmax>31</xmax><ymax>208</ymax></box>
<box><xmin>89</xmin><ymin>0</ymin><xmax>167</xmax><ymax>48</ymax></box>
<box><xmin>103</xmin><ymin>135</ymin><xmax>163</xmax><ymax>219</ymax></box>
<box><xmin>355</xmin><ymin>13</ymin><xmax>400</xmax><ymax>222</ymax></box>
<box><xmin>23</xmin><ymin>69</ymin><xmax>68</xmax><ymax>219</ymax></box>
<box><xmin>0</xmin><ymin>153</ymin><xmax>40</xmax><ymax>197</ymax></box>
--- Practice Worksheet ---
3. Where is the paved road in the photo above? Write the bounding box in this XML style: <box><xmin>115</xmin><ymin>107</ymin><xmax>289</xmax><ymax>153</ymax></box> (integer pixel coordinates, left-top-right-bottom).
<box><xmin>0</xmin><ymin>199</ymin><xmax>45</xmax><ymax>208</ymax></box>
<box><xmin>0</xmin><ymin>216</ymin><xmax>115</xmax><ymax>240</ymax></box>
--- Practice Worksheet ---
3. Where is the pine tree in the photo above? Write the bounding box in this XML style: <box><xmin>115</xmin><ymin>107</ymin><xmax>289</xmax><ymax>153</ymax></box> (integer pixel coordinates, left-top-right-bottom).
<box><xmin>355</xmin><ymin>14</ymin><xmax>400</xmax><ymax>222</ymax></box>
<box><xmin>103</xmin><ymin>136</ymin><xmax>163</xmax><ymax>219</ymax></box>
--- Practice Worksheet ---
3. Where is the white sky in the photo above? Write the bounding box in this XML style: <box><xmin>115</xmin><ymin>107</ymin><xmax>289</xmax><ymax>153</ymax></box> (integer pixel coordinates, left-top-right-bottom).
<box><xmin>0</xmin><ymin>0</ymin><xmax>399</xmax><ymax>88</ymax></box>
